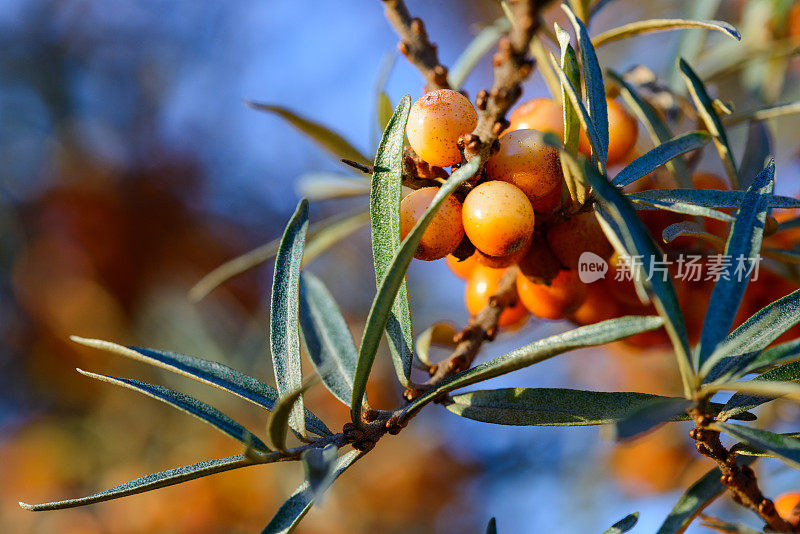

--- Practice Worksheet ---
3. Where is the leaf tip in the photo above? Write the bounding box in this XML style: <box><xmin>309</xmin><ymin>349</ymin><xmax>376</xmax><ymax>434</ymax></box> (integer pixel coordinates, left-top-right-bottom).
<box><xmin>18</xmin><ymin>501</ymin><xmax>34</xmax><ymax>511</ymax></box>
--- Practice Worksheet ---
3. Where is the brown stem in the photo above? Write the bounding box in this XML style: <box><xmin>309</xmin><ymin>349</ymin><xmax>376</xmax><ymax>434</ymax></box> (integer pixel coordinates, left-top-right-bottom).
<box><xmin>381</xmin><ymin>0</ymin><xmax>450</xmax><ymax>91</ymax></box>
<box><xmin>462</xmin><ymin>0</ymin><xmax>555</xmax><ymax>169</ymax></box>
<box><xmin>689</xmin><ymin>407</ymin><xmax>799</xmax><ymax>532</ymax></box>
<box><xmin>404</xmin><ymin>266</ymin><xmax>520</xmax><ymax>400</ymax></box>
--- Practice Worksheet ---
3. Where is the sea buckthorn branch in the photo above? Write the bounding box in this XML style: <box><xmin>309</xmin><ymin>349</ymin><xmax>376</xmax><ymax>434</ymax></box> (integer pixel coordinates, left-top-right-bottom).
<box><xmin>462</xmin><ymin>0</ymin><xmax>554</xmax><ymax>167</ymax></box>
<box><xmin>404</xmin><ymin>266</ymin><xmax>520</xmax><ymax>401</ymax></box>
<box><xmin>688</xmin><ymin>406</ymin><xmax>799</xmax><ymax>532</ymax></box>
<box><xmin>381</xmin><ymin>0</ymin><xmax>450</xmax><ymax>91</ymax></box>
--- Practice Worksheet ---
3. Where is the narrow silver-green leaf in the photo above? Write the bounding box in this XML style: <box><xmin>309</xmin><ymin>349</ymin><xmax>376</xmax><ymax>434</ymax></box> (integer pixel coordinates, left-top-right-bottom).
<box><xmin>605</xmin><ymin>512</ymin><xmax>639</xmax><ymax>534</ymax></box>
<box><xmin>188</xmin><ymin>209</ymin><xmax>369</xmax><ymax>302</ymax></box>
<box><xmin>415</xmin><ymin>322</ymin><xmax>458</xmax><ymax>368</ymax></box>
<box><xmin>655</xmin><ymin>457</ymin><xmax>756</xmax><ymax>534</ymax></box>
<box><xmin>719</xmin><ymin>361</ymin><xmax>800</xmax><ymax>420</ymax></box>
<box><xmin>298</xmin><ymin>272</ymin><xmax>358</xmax><ymax>406</ymax></box>
<box><xmin>679</xmin><ymin>58</ymin><xmax>738</xmax><ymax>186</ymax></box>
<box><xmin>446</xmin><ymin>388</ymin><xmax>692</xmax><ymax>427</ymax></box>
<box><xmin>371</xmin><ymin>95</ymin><xmax>414</xmax><ymax>387</ymax></box>
<box><xmin>267</xmin><ymin>382</ymin><xmax>314</xmax><ymax>453</ymax></box>
<box><xmin>626</xmin><ymin>188</ymin><xmax>799</xmax><ymax>210</ymax></box>
<box><xmin>296</xmin><ymin>173</ymin><xmax>370</xmax><ymax>201</ymax></box>
<box><xmin>69</xmin><ymin>337</ymin><xmax>331</xmax><ymax>437</ymax></box>
<box><xmin>271</xmin><ymin>199</ymin><xmax>310</xmax><ymax>436</ymax></box>
<box><xmin>449</xmin><ymin>18</ymin><xmax>511</xmax><ymax>89</ymax></box>
<box><xmin>555</xmin><ymin>22</ymin><xmax>586</xmax><ymax>203</ymax></box>
<box><xmin>20</xmin><ymin>455</ymin><xmax>260</xmax><ymax>511</ymax></box>
<box><xmin>78</xmin><ymin>369</ymin><xmax>269</xmax><ymax>452</ymax></box>
<box><xmin>632</xmin><ymin>200</ymin><xmax>733</xmax><ymax>223</ymax></box>
<box><xmin>727</xmin><ymin>338</ymin><xmax>800</xmax><ymax>381</ymax></box>
<box><xmin>593</xmin><ymin>19</ymin><xmax>740</xmax><ymax>48</ymax></box>
<box><xmin>246</xmin><ymin>102</ymin><xmax>370</xmax><ymax>165</ymax></box>
<box><xmin>715</xmin><ymin>423</ymin><xmax>800</xmax><ymax>470</ymax></box>
<box><xmin>697</xmin><ymin>161</ymin><xmax>775</xmax><ymax>375</ymax></box>
<box><xmin>401</xmin><ymin>316</ymin><xmax>664</xmax><ymax>422</ymax></box>
<box><xmin>563</xmin><ymin>4</ymin><xmax>609</xmax><ymax>170</ymax></box>
<box><xmin>612</xmin><ymin>132</ymin><xmax>710</xmax><ymax>187</ymax></box>
<box><xmin>732</xmin><ymin>432</ymin><xmax>800</xmax><ymax>458</ymax></box>
<box><xmin>706</xmin><ymin>288</ymin><xmax>800</xmax><ymax>381</ymax></box>
<box><xmin>301</xmin><ymin>444</ymin><xmax>338</xmax><ymax>501</ymax></box>
<box><xmin>607</xmin><ymin>69</ymin><xmax>693</xmax><ymax>188</ymax></box>
<box><xmin>261</xmin><ymin>450</ymin><xmax>362</xmax><ymax>534</ymax></box>
<box><xmin>587</xmin><ymin>162</ymin><xmax>694</xmax><ymax>397</ymax></box>
<box><xmin>353</xmin><ymin>158</ymin><xmax>481</xmax><ymax>422</ymax></box>
<box><xmin>726</xmin><ymin>101</ymin><xmax>800</xmax><ymax>125</ymax></box>
<box><xmin>486</xmin><ymin>517</ymin><xmax>498</xmax><ymax>534</ymax></box>
<box><xmin>661</xmin><ymin>222</ymin><xmax>724</xmax><ymax>246</ymax></box>
<box><xmin>613</xmin><ymin>397</ymin><xmax>693</xmax><ymax>440</ymax></box>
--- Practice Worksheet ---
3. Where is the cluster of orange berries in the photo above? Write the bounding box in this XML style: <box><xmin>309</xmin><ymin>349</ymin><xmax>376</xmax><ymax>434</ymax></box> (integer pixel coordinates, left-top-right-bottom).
<box><xmin>399</xmin><ymin>88</ymin><xmax>639</xmax><ymax>329</ymax></box>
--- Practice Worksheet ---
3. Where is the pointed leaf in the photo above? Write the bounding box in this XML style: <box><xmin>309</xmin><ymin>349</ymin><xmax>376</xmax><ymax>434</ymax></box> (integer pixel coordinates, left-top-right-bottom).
<box><xmin>449</xmin><ymin>18</ymin><xmax>511</xmax><ymax>89</ymax></box>
<box><xmin>593</xmin><ymin>19</ymin><xmax>740</xmax><ymax>48</ymax></box>
<box><xmin>301</xmin><ymin>444</ymin><xmax>338</xmax><ymax>502</ymax></box>
<box><xmin>679</xmin><ymin>59</ymin><xmax>738</xmax><ymax>186</ymax></box>
<box><xmin>563</xmin><ymin>4</ymin><xmax>609</xmax><ymax>170</ymax></box>
<box><xmin>715</xmin><ymin>423</ymin><xmax>800</xmax><ymax>470</ymax></box>
<box><xmin>267</xmin><ymin>382</ymin><xmax>314</xmax><ymax>453</ymax></box>
<box><xmin>727</xmin><ymin>101</ymin><xmax>800</xmax><ymax>125</ymax></box>
<box><xmin>632</xmin><ymin>199</ymin><xmax>732</xmax><ymax>223</ymax></box>
<box><xmin>605</xmin><ymin>512</ymin><xmax>639</xmax><ymax>534</ymax></box>
<box><xmin>446</xmin><ymin>388</ymin><xmax>710</xmax><ymax>427</ymax></box>
<box><xmin>271</xmin><ymin>199</ymin><xmax>310</xmax><ymax>436</ymax></box>
<box><xmin>415</xmin><ymin>322</ymin><xmax>458</xmax><ymax>368</ymax></box>
<box><xmin>189</xmin><ymin>209</ymin><xmax>369</xmax><ymax>302</ymax></box>
<box><xmin>371</xmin><ymin>95</ymin><xmax>414</xmax><ymax>387</ymax></box>
<box><xmin>298</xmin><ymin>272</ymin><xmax>358</xmax><ymax>407</ymax></box>
<box><xmin>353</xmin><ymin>158</ymin><xmax>481</xmax><ymax>421</ymax></box>
<box><xmin>627</xmin><ymin>188</ymin><xmax>799</xmax><ymax>210</ymax></box>
<box><xmin>261</xmin><ymin>450</ymin><xmax>362</xmax><ymax>534</ymax></box>
<box><xmin>655</xmin><ymin>457</ymin><xmax>756</xmax><ymax>534</ymax></box>
<box><xmin>401</xmin><ymin>316</ymin><xmax>664</xmax><ymax>422</ymax></box>
<box><xmin>20</xmin><ymin>454</ymin><xmax>261</xmax><ymax>511</ymax></box>
<box><xmin>726</xmin><ymin>338</ymin><xmax>800</xmax><ymax>381</ymax></box>
<box><xmin>69</xmin><ymin>337</ymin><xmax>331</xmax><ymax>437</ymax></box>
<box><xmin>612</xmin><ymin>132</ymin><xmax>710</xmax><ymax>187</ymax></box>
<box><xmin>246</xmin><ymin>102</ymin><xmax>370</xmax><ymax>165</ymax></box>
<box><xmin>78</xmin><ymin>369</ymin><xmax>269</xmax><ymax>451</ymax></box>
<box><xmin>698</xmin><ymin>161</ymin><xmax>775</xmax><ymax>375</ymax></box>
<box><xmin>486</xmin><ymin>517</ymin><xmax>498</xmax><ymax>534</ymax></box>
<box><xmin>555</xmin><ymin>22</ymin><xmax>587</xmax><ymax>203</ymax></box>
<box><xmin>587</xmin><ymin>162</ymin><xmax>694</xmax><ymax>397</ymax></box>
<box><xmin>719</xmin><ymin>361</ymin><xmax>800</xmax><ymax>420</ymax></box>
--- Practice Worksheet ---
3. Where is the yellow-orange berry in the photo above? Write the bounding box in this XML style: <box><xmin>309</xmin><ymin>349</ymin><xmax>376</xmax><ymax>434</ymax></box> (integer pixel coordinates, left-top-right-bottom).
<box><xmin>465</xmin><ymin>265</ymin><xmax>527</xmax><ymax>327</ymax></box>
<box><xmin>486</xmin><ymin>129</ymin><xmax>564</xmax><ymax>214</ymax></box>
<box><xmin>603</xmin><ymin>98</ymin><xmax>638</xmax><ymax>166</ymax></box>
<box><xmin>569</xmin><ymin>282</ymin><xmax>622</xmax><ymax>325</ymax></box>
<box><xmin>516</xmin><ymin>269</ymin><xmax>587</xmax><ymax>320</ymax></box>
<box><xmin>462</xmin><ymin>181</ymin><xmax>535</xmax><ymax>257</ymax></box>
<box><xmin>406</xmin><ymin>89</ymin><xmax>478</xmax><ymax>167</ymax></box>
<box><xmin>546</xmin><ymin>211</ymin><xmax>613</xmax><ymax>270</ymax></box>
<box><xmin>509</xmin><ymin>97</ymin><xmax>563</xmax><ymax>136</ymax></box>
<box><xmin>775</xmin><ymin>492</ymin><xmax>800</xmax><ymax>525</ymax></box>
<box><xmin>400</xmin><ymin>187</ymin><xmax>464</xmax><ymax>261</ymax></box>
<box><xmin>517</xmin><ymin>237</ymin><xmax>562</xmax><ymax>285</ymax></box>
<box><xmin>474</xmin><ymin>234</ymin><xmax>532</xmax><ymax>269</ymax></box>
<box><xmin>446</xmin><ymin>253</ymin><xmax>479</xmax><ymax>280</ymax></box>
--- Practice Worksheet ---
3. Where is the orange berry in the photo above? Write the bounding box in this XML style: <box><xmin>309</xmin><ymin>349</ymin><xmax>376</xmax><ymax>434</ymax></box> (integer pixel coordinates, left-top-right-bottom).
<box><xmin>462</xmin><ymin>181</ymin><xmax>535</xmax><ymax>257</ymax></box>
<box><xmin>446</xmin><ymin>254</ymin><xmax>478</xmax><ymax>280</ymax></box>
<box><xmin>569</xmin><ymin>281</ymin><xmax>622</xmax><ymax>325</ymax></box>
<box><xmin>474</xmin><ymin>234</ymin><xmax>532</xmax><ymax>269</ymax></box>
<box><xmin>465</xmin><ymin>265</ymin><xmax>528</xmax><ymax>327</ymax></box>
<box><xmin>604</xmin><ymin>251</ymin><xmax>646</xmax><ymax>308</ymax></box>
<box><xmin>776</xmin><ymin>492</ymin><xmax>800</xmax><ymax>525</ymax></box>
<box><xmin>406</xmin><ymin>89</ymin><xmax>477</xmax><ymax>167</ymax></box>
<box><xmin>517</xmin><ymin>237</ymin><xmax>563</xmax><ymax>285</ymax></box>
<box><xmin>509</xmin><ymin>97</ymin><xmax>638</xmax><ymax>166</ymax></box>
<box><xmin>486</xmin><ymin>129</ymin><xmax>564</xmax><ymax>213</ymax></box>
<box><xmin>546</xmin><ymin>211</ymin><xmax>613</xmax><ymax>270</ymax></box>
<box><xmin>400</xmin><ymin>187</ymin><xmax>464</xmax><ymax>261</ymax></box>
<box><xmin>516</xmin><ymin>269</ymin><xmax>587</xmax><ymax>320</ymax></box>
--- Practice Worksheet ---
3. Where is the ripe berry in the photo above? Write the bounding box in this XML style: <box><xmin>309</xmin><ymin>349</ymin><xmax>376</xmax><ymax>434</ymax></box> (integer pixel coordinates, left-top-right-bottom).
<box><xmin>569</xmin><ymin>282</ymin><xmax>622</xmax><ymax>325</ymax></box>
<box><xmin>604</xmin><ymin>98</ymin><xmax>638</xmax><ymax>166</ymax></box>
<box><xmin>517</xmin><ymin>237</ymin><xmax>563</xmax><ymax>285</ymax></box>
<box><xmin>516</xmin><ymin>269</ymin><xmax>587</xmax><ymax>320</ymax></box>
<box><xmin>508</xmin><ymin>97</ymin><xmax>563</xmax><ymax>136</ymax></box>
<box><xmin>775</xmin><ymin>492</ymin><xmax>800</xmax><ymax>526</ymax></box>
<box><xmin>486</xmin><ymin>129</ymin><xmax>564</xmax><ymax>214</ymax></box>
<box><xmin>446</xmin><ymin>253</ymin><xmax>479</xmax><ymax>280</ymax></box>
<box><xmin>474</xmin><ymin>235</ymin><xmax>532</xmax><ymax>269</ymax></box>
<box><xmin>406</xmin><ymin>89</ymin><xmax>478</xmax><ymax>167</ymax></box>
<box><xmin>465</xmin><ymin>265</ymin><xmax>528</xmax><ymax>327</ymax></box>
<box><xmin>546</xmin><ymin>211</ymin><xmax>613</xmax><ymax>270</ymax></box>
<box><xmin>462</xmin><ymin>181</ymin><xmax>535</xmax><ymax>258</ymax></box>
<box><xmin>400</xmin><ymin>187</ymin><xmax>464</xmax><ymax>261</ymax></box>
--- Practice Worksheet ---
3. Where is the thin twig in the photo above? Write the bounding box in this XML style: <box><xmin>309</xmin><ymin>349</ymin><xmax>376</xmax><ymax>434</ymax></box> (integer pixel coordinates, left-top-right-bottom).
<box><xmin>689</xmin><ymin>407</ymin><xmax>799</xmax><ymax>532</ymax></box>
<box><xmin>381</xmin><ymin>0</ymin><xmax>450</xmax><ymax>91</ymax></box>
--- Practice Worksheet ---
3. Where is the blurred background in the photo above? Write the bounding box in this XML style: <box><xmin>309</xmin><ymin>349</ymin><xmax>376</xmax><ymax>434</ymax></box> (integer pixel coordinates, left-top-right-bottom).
<box><xmin>2</xmin><ymin>0</ymin><xmax>800</xmax><ymax>532</ymax></box>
